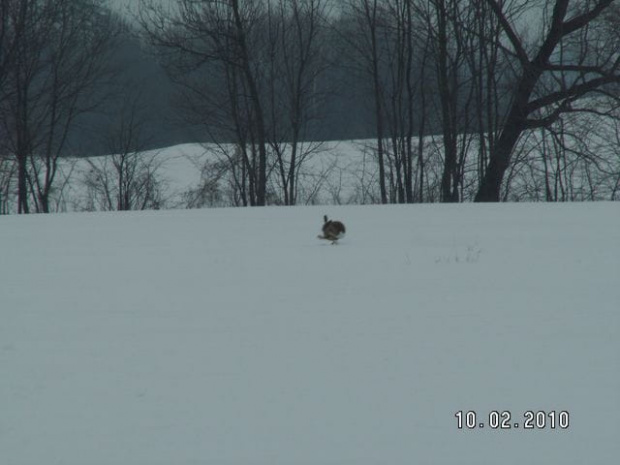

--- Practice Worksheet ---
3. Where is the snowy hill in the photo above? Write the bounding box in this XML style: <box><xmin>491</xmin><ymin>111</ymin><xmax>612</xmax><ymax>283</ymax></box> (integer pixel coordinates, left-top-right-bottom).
<box><xmin>58</xmin><ymin>141</ymin><xmax>377</xmax><ymax>212</ymax></box>
<box><xmin>1</xmin><ymin>203</ymin><xmax>619</xmax><ymax>464</ymax></box>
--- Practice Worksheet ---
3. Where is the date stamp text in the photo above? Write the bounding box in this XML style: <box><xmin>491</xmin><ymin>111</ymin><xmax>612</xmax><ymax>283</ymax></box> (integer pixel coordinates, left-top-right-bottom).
<box><xmin>455</xmin><ymin>410</ymin><xmax>570</xmax><ymax>430</ymax></box>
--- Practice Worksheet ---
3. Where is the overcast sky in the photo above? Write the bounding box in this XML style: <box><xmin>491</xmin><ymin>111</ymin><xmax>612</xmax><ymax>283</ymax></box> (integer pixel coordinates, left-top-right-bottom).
<box><xmin>107</xmin><ymin>0</ymin><xmax>132</xmax><ymax>15</ymax></box>
<box><xmin>109</xmin><ymin>0</ymin><xmax>177</xmax><ymax>19</ymax></box>
<box><xmin>109</xmin><ymin>0</ymin><xmax>159</xmax><ymax>14</ymax></box>
<box><xmin>109</xmin><ymin>0</ymin><xmax>131</xmax><ymax>10</ymax></box>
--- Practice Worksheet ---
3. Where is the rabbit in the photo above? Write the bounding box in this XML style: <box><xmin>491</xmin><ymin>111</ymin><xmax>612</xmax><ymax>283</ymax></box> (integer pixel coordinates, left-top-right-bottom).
<box><xmin>318</xmin><ymin>215</ymin><xmax>346</xmax><ymax>243</ymax></box>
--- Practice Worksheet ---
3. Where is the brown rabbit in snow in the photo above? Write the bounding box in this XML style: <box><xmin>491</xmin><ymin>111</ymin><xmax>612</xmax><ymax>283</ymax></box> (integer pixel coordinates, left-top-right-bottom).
<box><xmin>318</xmin><ymin>215</ymin><xmax>346</xmax><ymax>243</ymax></box>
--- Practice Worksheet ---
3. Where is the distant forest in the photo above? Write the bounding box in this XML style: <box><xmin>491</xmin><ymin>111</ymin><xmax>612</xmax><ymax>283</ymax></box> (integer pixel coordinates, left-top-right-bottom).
<box><xmin>61</xmin><ymin>24</ymin><xmax>384</xmax><ymax>153</ymax></box>
<box><xmin>72</xmin><ymin>6</ymin><xmax>456</xmax><ymax>152</ymax></box>
<box><xmin>2</xmin><ymin>0</ymin><xmax>620</xmax><ymax>213</ymax></box>
<box><xmin>80</xmin><ymin>23</ymin><xmax>418</xmax><ymax>151</ymax></box>
<box><xmin>2</xmin><ymin>1</ymin><xmax>458</xmax><ymax>152</ymax></box>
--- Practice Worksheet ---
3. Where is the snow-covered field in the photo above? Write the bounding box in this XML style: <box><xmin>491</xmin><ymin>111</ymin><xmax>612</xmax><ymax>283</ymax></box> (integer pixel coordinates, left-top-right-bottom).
<box><xmin>60</xmin><ymin>141</ymin><xmax>378</xmax><ymax>211</ymax></box>
<box><xmin>1</xmin><ymin>202</ymin><xmax>619</xmax><ymax>464</ymax></box>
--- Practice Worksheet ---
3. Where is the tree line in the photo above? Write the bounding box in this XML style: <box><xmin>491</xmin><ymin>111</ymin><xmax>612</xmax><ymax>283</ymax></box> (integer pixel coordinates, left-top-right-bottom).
<box><xmin>1</xmin><ymin>0</ymin><xmax>619</xmax><ymax>213</ymax></box>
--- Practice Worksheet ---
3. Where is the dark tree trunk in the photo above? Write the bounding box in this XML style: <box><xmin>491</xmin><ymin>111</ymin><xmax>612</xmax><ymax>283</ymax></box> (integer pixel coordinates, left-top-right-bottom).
<box><xmin>371</xmin><ymin>36</ymin><xmax>387</xmax><ymax>204</ymax></box>
<box><xmin>17</xmin><ymin>154</ymin><xmax>29</xmax><ymax>214</ymax></box>
<box><xmin>475</xmin><ymin>116</ymin><xmax>525</xmax><ymax>201</ymax></box>
<box><xmin>475</xmin><ymin>0</ymin><xmax>618</xmax><ymax>201</ymax></box>
<box><xmin>232</xmin><ymin>0</ymin><xmax>268</xmax><ymax>206</ymax></box>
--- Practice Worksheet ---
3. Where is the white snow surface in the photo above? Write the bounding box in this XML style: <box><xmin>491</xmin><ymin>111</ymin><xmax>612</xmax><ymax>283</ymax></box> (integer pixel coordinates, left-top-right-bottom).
<box><xmin>1</xmin><ymin>203</ymin><xmax>619</xmax><ymax>464</ymax></box>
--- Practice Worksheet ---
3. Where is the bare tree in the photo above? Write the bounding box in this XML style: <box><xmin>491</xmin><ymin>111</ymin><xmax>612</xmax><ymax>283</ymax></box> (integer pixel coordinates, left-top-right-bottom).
<box><xmin>475</xmin><ymin>0</ymin><xmax>620</xmax><ymax>201</ymax></box>
<box><xmin>379</xmin><ymin>0</ymin><xmax>420</xmax><ymax>203</ymax></box>
<box><xmin>83</xmin><ymin>153</ymin><xmax>165</xmax><ymax>212</ymax></box>
<box><xmin>140</xmin><ymin>0</ymin><xmax>271</xmax><ymax>206</ymax></box>
<box><xmin>82</xmin><ymin>88</ymin><xmax>165</xmax><ymax>213</ymax></box>
<box><xmin>0</xmin><ymin>0</ymin><xmax>119</xmax><ymax>213</ymax></box>
<box><xmin>0</xmin><ymin>0</ymin><xmax>25</xmax><ymax>213</ymax></box>
<box><xmin>265</xmin><ymin>0</ymin><xmax>329</xmax><ymax>205</ymax></box>
<box><xmin>421</xmin><ymin>0</ymin><xmax>473</xmax><ymax>202</ymax></box>
<box><xmin>140</xmin><ymin>0</ymin><xmax>331</xmax><ymax>206</ymax></box>
<box><xmin>502</xmin><ymin>94</ymin><xmax>620</xmax><ymax>202</ymax></box>
<box><xmin>466</xmin><ymin>0</ymin><xmax>506</xmax><ymax>191</ymax></box>
<box><xmin>342</xmin><ymin>0</ymin><xmax>485</xmax><ymax>205</ymax></box>
<box><xmin>343</xmin><ymin>0</ymin><xmax>389</xmax><ymax>204</ymax></box>
<box><xmin>414</xmin><ymin>0</ymin><xmax>513</xmax><ymax>203</ymax></box>
<box><xmin>0</xmin><ymin>0</ymin><xmax>49</xmax><ymax>213</ymax></box>
<box><xmin>103</xmin><ymin>83</ymin><xmax>165</xmax><ymax>211</ymax></box>
<box><xmin>0</xmin><ymin>0</ymin><xmax>26</xmax><ymax>94</ymax></box>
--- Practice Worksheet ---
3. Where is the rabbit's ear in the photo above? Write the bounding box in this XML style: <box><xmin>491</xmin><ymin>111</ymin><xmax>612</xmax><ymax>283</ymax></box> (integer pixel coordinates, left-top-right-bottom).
<box><xmin>323</xmin><ymin>215</ymin><xmax>328</xmax><ymax>223</ymax></box>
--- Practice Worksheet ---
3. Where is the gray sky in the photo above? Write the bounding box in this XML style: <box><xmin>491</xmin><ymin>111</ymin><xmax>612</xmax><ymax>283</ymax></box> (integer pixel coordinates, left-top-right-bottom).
<box><xmin>107</xmin><ymin>0</ymin><xmax>133</xmax><ymax>15</ymax></box>
<box><xmin>108</xmin><ymin>0</ymin><xmax>161</xmax><ymax>14</ymax></box>
<box><xmin>108</xmin><ymin>0</ymin><xmax>175</xmax><ymax>19</ymax></box>
<box><xmin>108</xmin><ymin>0</ymin><xmax>132</xmax><ymax>10</ymax></box>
